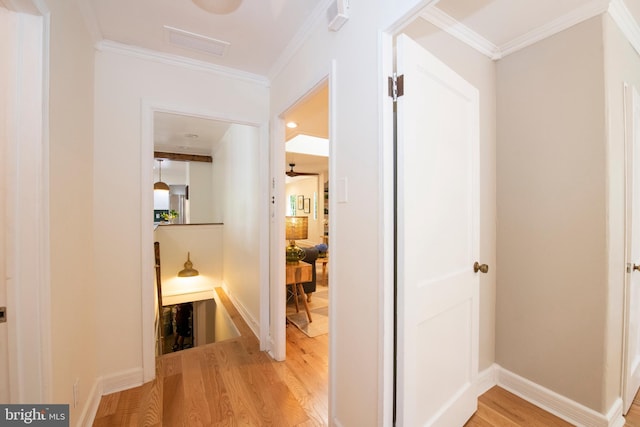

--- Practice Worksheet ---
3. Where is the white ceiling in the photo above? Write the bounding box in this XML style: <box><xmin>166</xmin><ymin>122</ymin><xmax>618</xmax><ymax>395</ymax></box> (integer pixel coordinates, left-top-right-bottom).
<box><xmin>84</xmin><ymin>0</ymin><xmax>324</xmax><ymax>77</ymax></box>
<box><xmin>434</xmin><ymin>0</ymin><xmax>607</xmax><ymax>48</ymax></box>
<box><xmin>110</xmin><ymin>0</ymin><xmax>631</xmax><ymax>175</ymax></box>
<box><xmin>154</xmin><ymin>111</ymin><xmax>231</xmax><ymax>156</ymax></box>
<box><xmin>82</xmin><ymin>0</ymin><xmax>618</xmax><ymax>78</ymax></box>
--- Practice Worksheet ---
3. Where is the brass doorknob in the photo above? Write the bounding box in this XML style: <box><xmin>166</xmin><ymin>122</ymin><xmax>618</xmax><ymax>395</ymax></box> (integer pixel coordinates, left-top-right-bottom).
<box><xmin>634</xmin><ymin>264</ymin><xmax>640</xmax><ymax>272</ymax></box>
<box><xmin>474</xmin><ymin>262</ymin><xmax>489</xmax><ymax>274</ymax></box>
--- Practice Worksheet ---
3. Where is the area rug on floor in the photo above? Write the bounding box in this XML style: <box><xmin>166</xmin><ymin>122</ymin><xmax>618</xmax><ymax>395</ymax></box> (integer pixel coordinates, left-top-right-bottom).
<box><xmin>286</xmin><ymin>287</ymin><xmax>328</xmax><ymax>337</ymax></box>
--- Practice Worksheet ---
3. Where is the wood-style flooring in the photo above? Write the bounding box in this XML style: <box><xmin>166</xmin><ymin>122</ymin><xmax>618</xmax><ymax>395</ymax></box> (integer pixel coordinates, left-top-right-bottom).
<box><xmin>625</xmin><ymin>389</ymin><xmax>640</xmax><ymax>427</ymax></box>
<box><xmin>93</xmin><ymin>286</ymin><xmax>640</xmax><ymax>426</ymax></box>
<box><xmin>465</xmin><ymin>386</ymin><xmax>572</xmax><ymax>426</ymax></box>
<box><xmin>93</xmin><ymin>287</ymin><xmax>328</xmax><ymax>426</ymax></box>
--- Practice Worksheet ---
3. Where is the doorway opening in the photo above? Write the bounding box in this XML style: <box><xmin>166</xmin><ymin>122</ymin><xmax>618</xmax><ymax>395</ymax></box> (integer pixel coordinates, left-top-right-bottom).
<box><xmin>141</xmin><ymin>104</ymin><xmax>269</xmax><ymax>381</ymax></box>
<box><xmin>273</xmin><ymin>78</ymin><xmax>331</xmax><ymax>424</ymax></box>
<box><xmin>151</xmin><ymin>111</ymin><xmax>254</xmax><ymax>357</ymax></box>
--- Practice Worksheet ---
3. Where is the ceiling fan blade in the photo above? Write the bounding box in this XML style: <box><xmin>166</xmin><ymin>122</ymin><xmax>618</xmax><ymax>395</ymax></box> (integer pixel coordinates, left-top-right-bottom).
<box><xmin>285</xmin><ymin>162</ymin><xmax>318</xmax><ymax>177</ymax></box>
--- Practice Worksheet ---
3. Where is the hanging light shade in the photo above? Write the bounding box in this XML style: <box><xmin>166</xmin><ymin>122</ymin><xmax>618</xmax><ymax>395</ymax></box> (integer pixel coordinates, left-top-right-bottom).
<box><xmin>154</xmin><ymin>159</ymin><xmax>170</xmax><ymax>192</ymax></box>
<box><xmin>178</xmin><ymin>252</ymin><xmax>199</xmax><ymax>277</ymax></box>
<box><xmin>192</xmin><ymin>0</ymin><xmax>242</xmax><ymax>14</ymax></box>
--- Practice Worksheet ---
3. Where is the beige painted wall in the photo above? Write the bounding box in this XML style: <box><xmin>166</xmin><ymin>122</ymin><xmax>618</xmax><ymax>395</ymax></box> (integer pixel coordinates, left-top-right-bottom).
<box><xmin>45</xmin><ymin>0</ymin><xmax>98</xmax><ymax>423</ymax></box>
<box><xmin>603</xmin><ymin>13</ymin><xmax>640</xmax><ymax>412</ymax></box>
<box><xmin>496</xmin><ymin>17</ymin><xmax>608</xmax><ymax>412</ymax></box>
<box><xmin>626</xmin><ymin>1</ymin><xmax>640</xmax><ymax>25</ymax></box>
<box><xmin>93</xmin><ymin>51</ymin><xmax>268</xmax><ymax>381</ymax></box>
<box><xmin>402</xmin><ymin>17</ymin><xmax>497</xmax><ymax>373</ymax></box>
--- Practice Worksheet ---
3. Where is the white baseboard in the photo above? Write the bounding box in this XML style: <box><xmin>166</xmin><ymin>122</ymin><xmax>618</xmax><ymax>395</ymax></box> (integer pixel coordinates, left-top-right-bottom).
<box><xmin>100</xmin><ymin>367</ymin><xmax>144</xmax><ymax>395</ymax></box>
<box><xmin>476</xmin><ymin>364</ymin><xmax>499</xmax><ymax>396</ymax></box>
<box><xmin>221</xmin><ymin>284</ymin><xmax>260</xmax><ymax>340</ymax></box>
<box><xmin>77</xmin><ymin>368</ymin><xmax>145</xmax><ymax>426</ymax></box>
<box><xmin>493</xmin><ymin>366</ymin><xmax>624</xmax><ymax>427</ymax></box>
<box><xmin>76</xmin><ymin>378</ymin><xmax>103</xmax><ymax>427</ymax></box>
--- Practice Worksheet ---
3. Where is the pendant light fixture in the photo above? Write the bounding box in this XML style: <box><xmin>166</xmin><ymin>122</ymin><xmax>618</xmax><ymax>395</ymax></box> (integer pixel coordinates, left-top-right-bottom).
<box><xmin>192</xmin><ymin>0</ymin><xmax>242</xmax><ymax>14</ymax></box>
<box><xmin>154</xmin><ymin>159</ymin><xmax>170</xmax><ymax>192</ymax></box>
<box><xmin>178</xmin><ymin>252</ymin><xmax>199</xmax><ymax>277</ymax></box>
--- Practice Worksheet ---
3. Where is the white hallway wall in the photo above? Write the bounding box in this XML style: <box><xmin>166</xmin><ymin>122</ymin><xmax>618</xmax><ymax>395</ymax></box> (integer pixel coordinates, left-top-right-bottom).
<box><xmin>40</xmin><ymin>0</ymin><xmax>98</xmax><ymax>424</ymax></box>
<box><xmin>215</xmin><ymin>124</ymin><xmax>262</xmax><ymax>335</ymax></box>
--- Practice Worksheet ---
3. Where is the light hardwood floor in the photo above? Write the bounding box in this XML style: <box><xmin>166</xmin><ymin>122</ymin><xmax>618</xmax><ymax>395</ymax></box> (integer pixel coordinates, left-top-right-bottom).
<box><xmin>465</xmin><ymin>386</ymin><xmax>572</xmax><ymax>426</ymax></box>
<box><xmin>94</xmin><ymin>287</ymin><xmax>640</xmax><ymax>426</ymax></box>
<box><xmin>625</xmin><ymin>389</ymin><xmax>640</xmax><ymax>427</ymax></box>
<box><xmin>93</xmin><ymin>287</ymin><xmax>328</xmax><ymax>426</ymax></box>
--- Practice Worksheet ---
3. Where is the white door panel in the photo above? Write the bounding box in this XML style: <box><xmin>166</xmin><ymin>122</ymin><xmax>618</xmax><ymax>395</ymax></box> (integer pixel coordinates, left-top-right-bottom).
<box><xmin>624</xmin><ymin>84</ymin><xmax>640</xmax><ymax>414</ymax></box>
<box><xmin>0</xmin><ymin>5</ymin><xmax>12</xmax><ymax>402</ymax></box>
<box><xmin>396</xmin><ymin>33</ymin><xmax>480</xmax><ymax>427</ymax></box>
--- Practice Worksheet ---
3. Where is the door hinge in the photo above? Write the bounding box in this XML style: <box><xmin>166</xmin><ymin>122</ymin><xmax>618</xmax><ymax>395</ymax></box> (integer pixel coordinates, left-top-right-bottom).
<box><xmin>388</xmin><ymin>73</ymin><xmax>404</xmax><ymax>102</ymax></box>
<box><xmin>0</xmin><ymin>307</ymin><xmax>5</xmax><ymax>323</ymax></box>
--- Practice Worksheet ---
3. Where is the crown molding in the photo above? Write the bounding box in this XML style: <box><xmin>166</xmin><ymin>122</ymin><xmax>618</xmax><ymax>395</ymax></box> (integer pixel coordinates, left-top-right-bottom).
<box><xmin>499</xmin><ymin>0</ymin><xmax>610</xmax><ymax>57</ymax></box>
<box><xmin>420</xmin><ymin>0</ymin><xmax>611</xmax><ymax>61</ymax></box>
<box><xmin>268</xmin><ymin>0</ymin><xmax>333</xmax><ymax>81</ymax></box>
<box><xmin>419</xmin><ymin>7</ymin><xmax>500</xmax><ymax>60</ymax></box>
<box><xmin>0</xmin><ymin>0</ymin><xmax>40</xmax><ymax>14</ymax></box>
<box><xmin>609</xmin><ymin>0</ymin><xmax>640</xmax><ymax>56</ymax></box>
<box><xmin>96</xmin><ymin>40</ymin><xmax>270</xmax><ymax>86</ymax></box>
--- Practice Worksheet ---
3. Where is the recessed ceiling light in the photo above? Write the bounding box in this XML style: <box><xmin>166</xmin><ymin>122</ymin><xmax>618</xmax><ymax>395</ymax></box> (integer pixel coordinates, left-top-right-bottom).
<box><xmin>286</xmin><ymin>122</ymin><xmax>298</xmax><ymax>129</ymax></box>
<box><xmin>185</xmin><ymin>133</ymin><xmax>199</xmax><ymax>139</ymax></box>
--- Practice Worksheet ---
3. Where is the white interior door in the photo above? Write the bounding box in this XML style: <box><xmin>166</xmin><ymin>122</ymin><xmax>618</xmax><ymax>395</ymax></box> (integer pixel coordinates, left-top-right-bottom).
<box><xmin>624</xmin><ymin>84</ymin><xmax>640</xmax><ymax>414</ymax></box>
<box><xmin>396</xmin><ymin>33</ymin><xmax>480</xmax><ymax>427</ymax></box>
<box><xmin>0</xmin><ymin>5</ymin><xmax>13</xmax><ymax>402</ymax></box>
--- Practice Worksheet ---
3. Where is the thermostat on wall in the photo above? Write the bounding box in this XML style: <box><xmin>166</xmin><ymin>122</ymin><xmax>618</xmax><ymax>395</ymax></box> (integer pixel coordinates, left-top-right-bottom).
<box><xmin>327</xmin><ymin>0</ymin><xmax>349</xmax><ymax>32</ymax></box>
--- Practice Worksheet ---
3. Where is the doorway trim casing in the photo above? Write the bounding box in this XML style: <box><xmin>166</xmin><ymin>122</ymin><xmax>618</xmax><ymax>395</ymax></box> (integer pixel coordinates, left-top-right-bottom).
<box><xmin>622</xmin><ymin>81</ymin><xmax>640</xmax><ymax>413</ymax></box>
<box><xmin>268</xmin><ymin>62</ymin><xmax>336</xmax><ymax>419</ymax></box>
<box><xmin>269</xmin><ymin>65</ymin><xmax>334</xmax><ymax>361</ymax></box>
<box><xmin>2</xmin><ymin>0</ymin><xmax>52</xmax><ymax>403</ymax></box>
<box><xmin>140</xmin><ymin>100</ymin><xmax>270</xmax><ymax>381</ymax></box>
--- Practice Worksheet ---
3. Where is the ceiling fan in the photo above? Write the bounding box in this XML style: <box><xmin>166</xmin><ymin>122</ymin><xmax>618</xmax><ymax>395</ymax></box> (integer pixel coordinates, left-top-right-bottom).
<box><xmin>286</xmin><ymin>163</ymin><xmax>318</xmax><ymax>177</ymax></box>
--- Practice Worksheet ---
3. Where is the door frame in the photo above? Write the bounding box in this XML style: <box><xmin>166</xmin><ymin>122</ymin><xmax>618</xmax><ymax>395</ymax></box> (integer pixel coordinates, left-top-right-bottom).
<box><xmin>268</xmin><ymin>63</ymin><xmax>336</xmax><ymax>417</ymax></box>
<box><xmin>269</xmin><ymin>66</ymin><xmax>335</xmax><ymax>361</ymax></box>
<box><xmin>622</xmin><ymin>82</ymin><xmax>640</xmax><ymax>413</ymax></box>
<box><xmin>2</xmin><ymin>0</ymin><xmax>52</xmax><ymax>402</ymax></box>
<box><xmin>140</xmin><ymin>101</ymin><xmax>270</xmax><ymax>380</ymax></box>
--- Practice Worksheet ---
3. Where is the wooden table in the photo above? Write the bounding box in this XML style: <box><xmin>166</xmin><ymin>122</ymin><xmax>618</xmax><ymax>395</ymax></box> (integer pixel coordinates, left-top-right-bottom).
<box><xmin>286</xmin><ymin>261</ymin><xmax>313</xmax><ymax>322</ymax></box>
<box><xmin>317</xmin><ymin>257</ymin><xmax>328</xmax><ymax>286</ymax></box>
